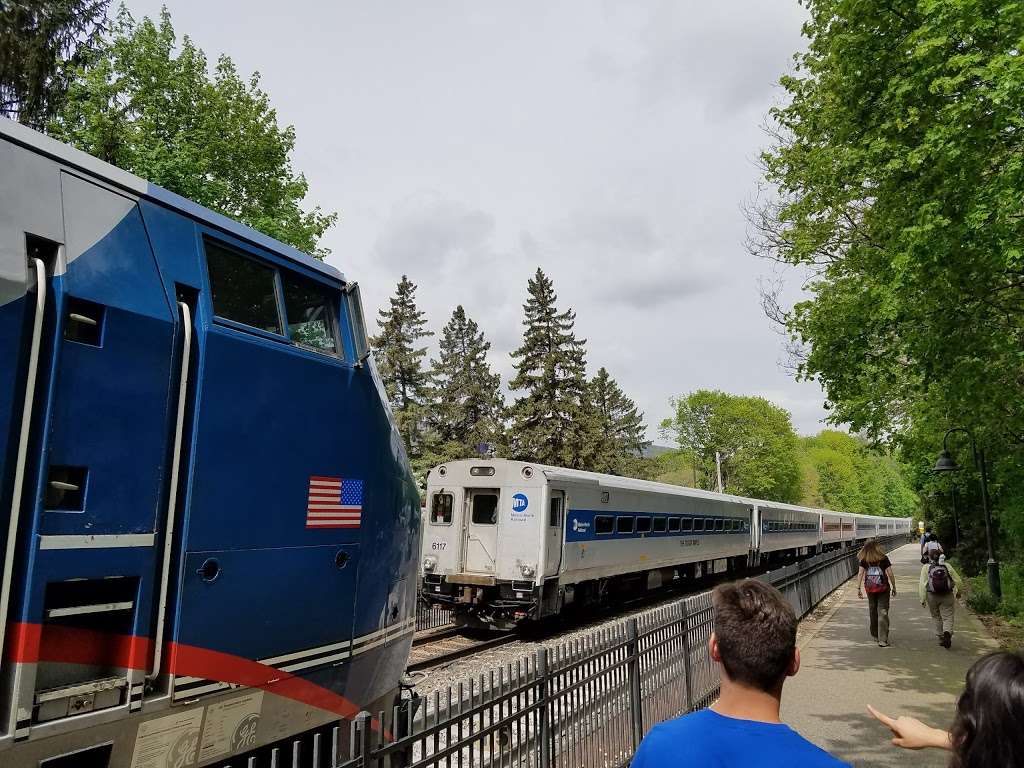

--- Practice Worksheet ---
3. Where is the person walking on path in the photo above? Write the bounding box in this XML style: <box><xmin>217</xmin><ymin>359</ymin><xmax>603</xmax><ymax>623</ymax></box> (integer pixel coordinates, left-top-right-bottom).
<box><xmin>919</xmin><ymin>553</ymin><xmax>963</xmax><ymax>648</ymax></box>
<box><xmin>631</xmin><ymin>579</ymin><xmax>849</xmax><ymax>767</ymax></box>
<box><xmin>857</xmin><ymin>538</ymin><xmax>897</xmax><ymax>647</ymax></box>
<box><xmin>921</xmin><ymin>533</ymin><xmax>943</xmax><ymax>564</ymax></box>
<box><xmin>867</xmin><ymin>651</ymin><xmax>1024</xmax><ymax>768</ymax></box>
<box><xmin>920</xmin><ymin>526</ymin><xmax>932</xmax><ymax>556</ymax></box>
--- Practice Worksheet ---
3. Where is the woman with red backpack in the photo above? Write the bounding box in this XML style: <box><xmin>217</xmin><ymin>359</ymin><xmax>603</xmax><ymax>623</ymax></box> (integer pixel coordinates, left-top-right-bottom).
<box><xmin>919</xmin><ymin>553</ymin><xmax>963</xmax><ymax>648</ymax></box>
<box><xmin>857</xmin><ymin>539</ymin><xmax>897</xmax><ymax>647</ymax></box>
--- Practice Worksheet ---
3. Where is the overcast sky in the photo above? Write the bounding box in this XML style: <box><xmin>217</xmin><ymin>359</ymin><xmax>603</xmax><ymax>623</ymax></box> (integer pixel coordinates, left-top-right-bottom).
<box><xmin>130</xmin><ymin>0</ymin><xmax>826</xmax><ymax>440</ymax></box>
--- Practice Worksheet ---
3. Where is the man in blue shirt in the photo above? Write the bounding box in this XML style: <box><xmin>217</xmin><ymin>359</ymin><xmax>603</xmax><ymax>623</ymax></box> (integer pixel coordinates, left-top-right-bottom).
<box><xmin>631</xmin><ymin>579</ymin><xmax>849</xmax><ymax>767</ymax></box>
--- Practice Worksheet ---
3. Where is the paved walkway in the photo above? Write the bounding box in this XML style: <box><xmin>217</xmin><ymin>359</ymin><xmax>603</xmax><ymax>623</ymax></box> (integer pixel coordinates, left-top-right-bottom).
<box><xmin>782</xmin><ymin>542</ymin><xmax>998</xmax><ymax>768</ymax></box>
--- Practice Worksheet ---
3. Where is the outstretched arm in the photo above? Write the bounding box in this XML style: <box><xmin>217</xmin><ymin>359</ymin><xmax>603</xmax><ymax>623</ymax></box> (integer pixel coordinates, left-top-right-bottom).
<box><xmin>867</xmin><ymin>706</ymin><xmax>951</xmax><ymax>751</ymax></box>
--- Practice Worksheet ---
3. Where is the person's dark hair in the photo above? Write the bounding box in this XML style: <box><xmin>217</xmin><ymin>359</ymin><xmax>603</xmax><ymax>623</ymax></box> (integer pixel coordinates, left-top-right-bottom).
<box><xmin>926</xmin><ymin>527</ymin><xmax>932</xmax><ymax>533</ymax></box>
<box><xmin>928</xmin><ymin>533</ymin><xmax>938</xmax><ymax>542</ymax></box>
<box><xmin>949</xmin><ymin>651</ymin><xmax>1024</xmax><ymax>768</ymax></box>
<box><xmin>711</xmin><ymin>580</ymin><xmax>796</xmax><ymax>693</ymax></box>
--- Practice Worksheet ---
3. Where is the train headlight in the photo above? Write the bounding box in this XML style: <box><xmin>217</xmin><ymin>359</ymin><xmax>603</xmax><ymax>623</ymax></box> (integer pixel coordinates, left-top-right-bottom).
<box><xmin>422</xmin><ymin>556</ymin><xmax>437</xmax><ymax>572</ymax></box>
<box><xmin>520</xmin><ymin>563</ymin><xmax>536</xmax><ymax>578</ymax></box>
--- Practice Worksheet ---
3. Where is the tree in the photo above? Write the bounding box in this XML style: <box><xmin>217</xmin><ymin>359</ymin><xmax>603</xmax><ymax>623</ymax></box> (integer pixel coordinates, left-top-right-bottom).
<box><xmin>508</xmin><ymin>268</ymin><xmax>597</xmax><ymax>468</ymax></box>
<box><xmin>660</xmin><ymin>390</ymin><xmax>801</xmax><ymax>502</ymax></box>
<box><xmin>47</xmin><ymin>8</ymin><xmax>335</xmax><ymax>255</ymax></box>
<box><xmin>423</xmin><ymin>305</ymin><xmax>505</xmax><ymax>463</ymax></box>
<box><xmin>751</xmin><ymin>0</ymin><xmax>1024</xmax><ymax>595</ymax></box>
<box><xmin>589</xmin><ymin>367</ymin><xmax>649</xmax><ymax>475</ymax></box>
<box><xmin>798</xmin><ymin>430</ymin><xmax>918</xmax><ymax>518</ymax></box>
<box><xmin>0</xmin><ymin>0</ymin><xmax>109</xmax><ymax>128</ymax></box>
<box><xmin>371</xmin><ymin>276</ymin><xmax>433</xmax><ymax>468</ymax></box>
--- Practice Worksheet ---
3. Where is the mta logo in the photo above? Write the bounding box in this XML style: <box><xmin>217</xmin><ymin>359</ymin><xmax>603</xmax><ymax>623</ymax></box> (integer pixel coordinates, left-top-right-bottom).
<box><xmin>573</xmin><ymin>519</ymin><xmax>590</xmax><ymax>533</ymax></box>
<box><xmin>512</xmin><ymin>493</ymin><xmax>529</xmax><ymax>512</ymax></box>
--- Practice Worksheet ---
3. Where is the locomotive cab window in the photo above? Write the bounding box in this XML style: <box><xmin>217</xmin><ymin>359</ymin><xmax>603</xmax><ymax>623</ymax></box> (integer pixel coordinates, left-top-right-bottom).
<box><xmin>616</xmin><ymin>516</ymin><xmax>635</xmax><ymax>534</ymax></box>
<box><xmin>206</xmin><ymin>241</ymin><xmax>282</xmax><ymax>334</ymax></box>
<box><xmin>430</xmin><ymin>493</ymin><xmax>453</xmax><ymax>525</ymax></box>
<box><xmin>653</xmin><ymin>517</ymin><xmax>667</xmax><ymax>533</ymax></box>
<box><xmin>282</xmin><ymin>271</ymin><xmax>337</xmax><ymax>354</ymax></box>
<box><xmin>471</xmin><ymin>494</ymin><xmax>499</xmax><ymax>525</ymax></box>
<box><xmin>595</xmin><ymin>515</ymin><xmax>614</xmax><ymax>534</ymax></box>
<box><xmin>635</xmin><ymin>517</ymin><xmax>652</xmax><ymax>534</ymax></box>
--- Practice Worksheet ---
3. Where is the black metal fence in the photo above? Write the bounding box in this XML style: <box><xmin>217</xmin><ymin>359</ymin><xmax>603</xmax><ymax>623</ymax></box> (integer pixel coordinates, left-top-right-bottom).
<box><xmin>335</xmin><ymin>537</ymin><xmax>907</xmax><ymax>768</ymax></box>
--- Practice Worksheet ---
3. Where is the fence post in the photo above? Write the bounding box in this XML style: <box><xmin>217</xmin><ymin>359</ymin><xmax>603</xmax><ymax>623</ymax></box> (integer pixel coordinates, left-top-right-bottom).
<box><xmin>355</xmin><ymin>710</ymin><xmax>373</xmax><ymax>768</ymax></box>
<box><xmin>678</xmin><ymin>600</ymin><xmax>693</xmax><ymax>713</ymax></box>
<box><xmin>537</xmin><ymin>648</ymin><xmax>552</xmax><ymax>768</ymax></box>
<box><xmin>626</xmin><ymin>618</ymin><xmax>644</xmax><ymax>751</ymax></box>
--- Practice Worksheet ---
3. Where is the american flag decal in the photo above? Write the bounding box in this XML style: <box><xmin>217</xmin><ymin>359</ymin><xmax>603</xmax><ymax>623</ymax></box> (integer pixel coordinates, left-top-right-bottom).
<box><xmin>306</xmin><ymin>476</ymin><xmax>363</xmax><ymax>528</ymax></box>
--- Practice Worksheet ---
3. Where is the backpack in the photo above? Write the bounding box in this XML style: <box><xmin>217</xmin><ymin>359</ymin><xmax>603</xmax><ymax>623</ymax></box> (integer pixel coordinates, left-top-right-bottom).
<box><xmin>864</xmin><ymin>565</ymin><xmax>887</xmax><ymax>593</ymax></box>
<box><xmin>928</xmin><ymin>564</ymin><xmax>952</xmax><ymax>595</ymax></box>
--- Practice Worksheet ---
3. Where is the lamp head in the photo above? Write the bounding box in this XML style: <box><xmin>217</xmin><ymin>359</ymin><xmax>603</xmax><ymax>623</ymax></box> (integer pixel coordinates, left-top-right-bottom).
<box><xmin>933</xmin><ymin>450</ymin><xmax>961</xmax><ymax>473</ymax></box>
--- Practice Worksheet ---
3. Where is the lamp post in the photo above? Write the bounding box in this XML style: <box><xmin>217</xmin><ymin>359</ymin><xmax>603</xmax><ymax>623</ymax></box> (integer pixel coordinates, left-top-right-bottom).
<box><xmin>933</xmin><ymin>427</ymin><xmax>1001</xmax><ymax>599</ymax></box>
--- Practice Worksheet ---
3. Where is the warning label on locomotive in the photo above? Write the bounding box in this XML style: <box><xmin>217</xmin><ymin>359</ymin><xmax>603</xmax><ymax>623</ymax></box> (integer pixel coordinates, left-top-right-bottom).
<box><xmin>130</xmin><ymin>708</ymin><xmax>203</xmax><ymax>768</ymax></box>
<box><xmin>198</xmin><ymin>691</ymin><xmax>265</xmax><ymax>761</ymax></box>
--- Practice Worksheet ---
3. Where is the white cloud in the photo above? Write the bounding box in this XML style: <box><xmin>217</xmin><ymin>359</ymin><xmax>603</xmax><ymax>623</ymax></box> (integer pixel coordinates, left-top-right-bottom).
<box><xmin>125</xmin><ymin>0</ymin><xmax>827</xmax><ymax>438</ymax></box>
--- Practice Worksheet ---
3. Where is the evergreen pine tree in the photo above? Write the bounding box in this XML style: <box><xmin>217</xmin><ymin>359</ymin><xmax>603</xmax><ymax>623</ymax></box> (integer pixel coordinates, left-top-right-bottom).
<box><xmin>424</xmin><ymin>305</ymin><xmax>505</xmax><ymax>463</ymax></box>
<box><xmin>371</xmin><ymin>276</ymin><xmax>433</xmax><ymax>465</ymax></box>
<box><xmin>1</xmin><ymin>0</ymin><xmax>109</xmax><ymax>128</ymax></box>
<box><xmin>589</xmin><ymin>367</ymin><xmax>649</xmax><ymax>475</ymax></box>
<box><xmin>508</xmin><ymin>268</ymin><xmax>596</xmax><ymax>468</ymax></box>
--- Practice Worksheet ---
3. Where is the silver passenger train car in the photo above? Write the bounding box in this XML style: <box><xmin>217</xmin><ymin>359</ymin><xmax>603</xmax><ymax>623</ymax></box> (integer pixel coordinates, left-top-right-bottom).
<box><xmin>420</xmin><ymin>459</ymin><xmax>913</xmax><ymax>630</ymax></box>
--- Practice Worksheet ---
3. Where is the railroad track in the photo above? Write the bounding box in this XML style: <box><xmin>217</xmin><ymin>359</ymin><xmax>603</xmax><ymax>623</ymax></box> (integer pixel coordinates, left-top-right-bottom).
<box><xmin>408</xmin><ymin>629</ymin><xmax>519</xmax><ymax>671</ymax></box>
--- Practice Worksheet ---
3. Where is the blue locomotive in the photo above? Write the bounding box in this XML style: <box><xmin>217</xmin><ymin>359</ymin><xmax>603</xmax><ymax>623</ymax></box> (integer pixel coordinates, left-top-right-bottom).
<box><xmin>0</xmin><ymin>118</ymin><xmax>420</xmax><ymax>767</ymax></box>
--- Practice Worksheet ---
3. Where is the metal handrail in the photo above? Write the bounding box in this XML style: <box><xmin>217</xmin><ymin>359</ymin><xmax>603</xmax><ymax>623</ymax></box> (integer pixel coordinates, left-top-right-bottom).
<box><xmin>0</xmin><ymin>258</ymin><xmax>47</xmax><ymax>685</ymax></box>
<box><xmin>147</xmin><ymin>301</ymin><xmax>192</xmax><ymax>681</ymax></box>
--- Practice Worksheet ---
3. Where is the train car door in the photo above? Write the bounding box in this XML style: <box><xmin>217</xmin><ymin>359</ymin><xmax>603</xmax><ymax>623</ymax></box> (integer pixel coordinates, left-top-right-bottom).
<box><xmin>462</xmin><ymin>489</ymin><xmax>499</xmax><ymax>574</ymax></box>
<box><xmin>543</xmin><ymin>490</ymin><xmax>565</xmax><ymax>577</ymax></box>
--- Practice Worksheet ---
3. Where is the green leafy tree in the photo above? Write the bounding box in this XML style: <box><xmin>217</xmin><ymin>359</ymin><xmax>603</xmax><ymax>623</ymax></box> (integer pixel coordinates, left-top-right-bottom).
<box><xmin>372</xmin><ymin>276</ymin><xmax>433</xmax><ymax>468</ymax></box>
<box><xmin>423</xmin><ymin>305</ymin><xmax>505</xmax><ymax>464</ymax></box>
<box><xmin>660</xmin><ymin>390</ymin><xmax>802</xmax><ymax>502</ymax></box>
<box><xmin>508</xmin><ymin>268</ymin><xmax>597</xmax><ymax>468</ymax></box>
<box><xmin>798</xmin><ymin>430</ymin><xmax>918</xmax><ymax>517</ymax></box>
<box><xmin>0</xmin><ymin>0</ymin><xmax>109</xmax><ymax>128</ymax></box>
<box><xmin>752</xmin><ymin>0</ymin><xmax>1024</xmax><ymax>607</ymax></box>
<box><xmin>589</xmin><ymin>367</ymin><xmax>649</xmax><ymax>475</ymax></box>
<box><xmin>47</xmin><ymin>7</ymin><xmax>335</xmax><ymax>255</ymax></box>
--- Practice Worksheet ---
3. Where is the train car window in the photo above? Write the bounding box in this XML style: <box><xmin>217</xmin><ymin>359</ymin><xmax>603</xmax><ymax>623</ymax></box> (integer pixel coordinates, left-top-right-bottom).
<box><xmin>206</xmin><ymin>241</ymin><xmax>282</xmax><ymax>334</ymax></box>
<box><xmin>635</xmin><ymin>517</ymin><xmax>652</xmax><ymax>534</ymax></box>
<box><xmin>616</xmin><ymin>516</ymin><xmax>635</xmax><ymax>534</ymax></box>
<box><xmin>681</xmin><ymin>517</ymin><xmax>692</xmax><ymax>532</ymax></box>
<box><xmin>430</xmin><ymin>493</ymin><xmax>453</xmax><ymax>524</ymax></box>
<box><xmin>595</xmin><ymin>516</ymin><xmax>614</xmax><ymax>534</ymax></box>
<box><xmin>653</xmin><ymin>517</ymin><xmax>667</xmax><ymax>533</ymax></box>
<box><xmin>715</xmin><ymin>519</ymin><xmax>725</xmax><ymax>532</ymax></box>
<box><xmin>549</xmin><ymin>497</ymin><xmax>562</xmax><ymax>527</ymax></box>
<box><xmin>471</xmin><ymin>494</ymin><xmax>498</xmax><ymax>525</ymax></box>
<box><xmin>705</xmin><ymin>518</ymin><xmax>714</xmax><ymax>532</ymax></box>
<box><xmin>668</xmin><ymin>517</ymin><xmax>681</xmax><ymax>532</ymax></box>
<box><xmin>281</xmin><ymin>271</ymin><xmax>338</xmax><ymax>354</ymax></box>
<box><xmin>727</xmin><ymin>519</ymin><xmax>737</xmax><ymax>532</ymax></box>
<box><xmin>692</xmin><ymin>518</ymin><xmax>704</xmax><ymax>532</ymax></box>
